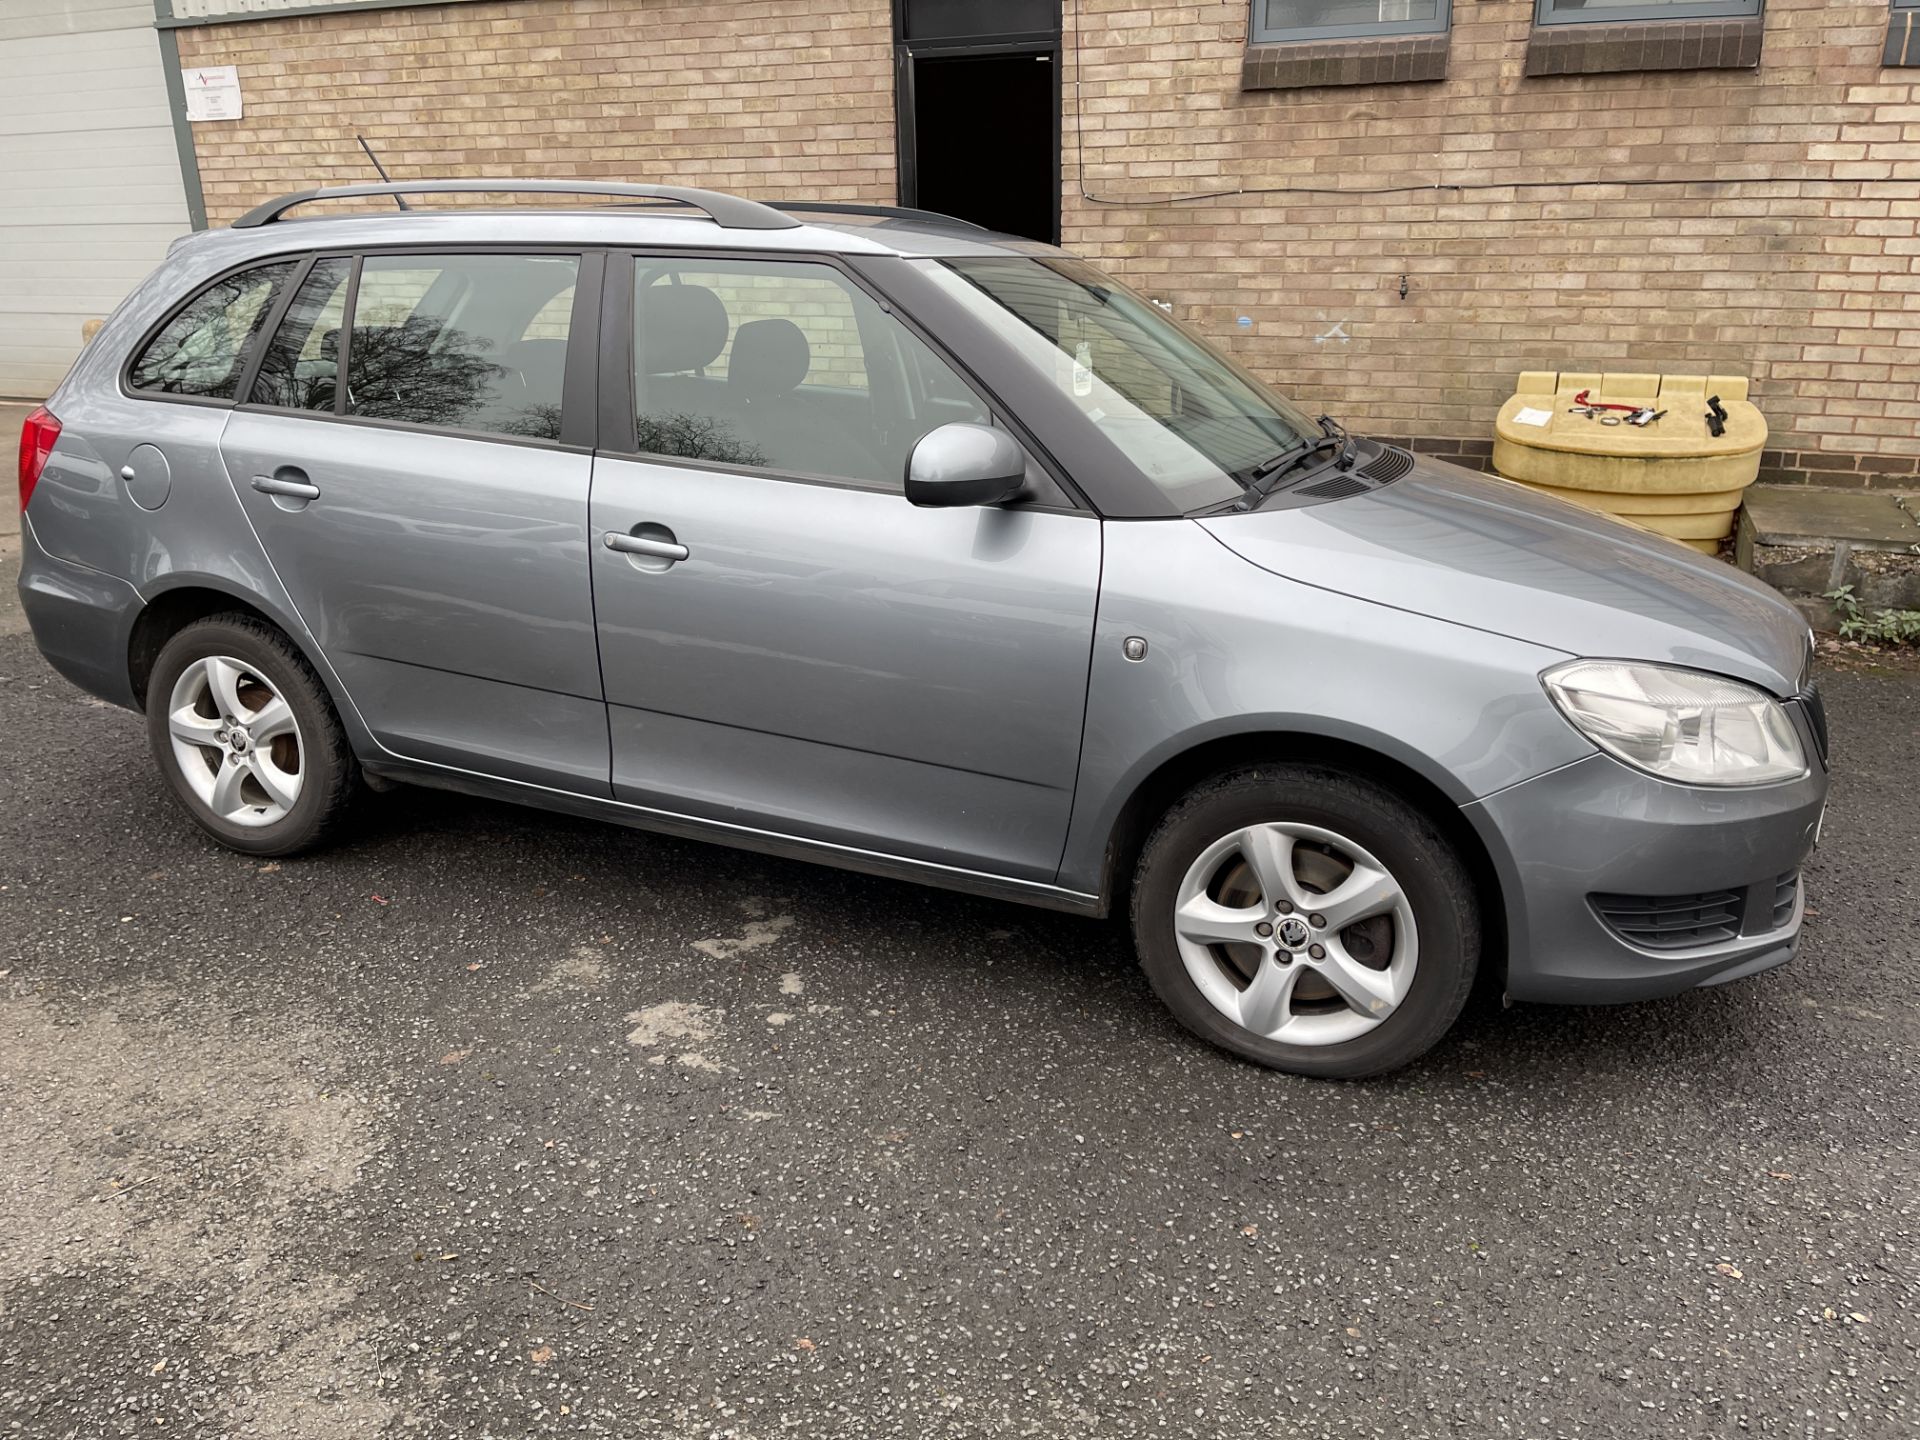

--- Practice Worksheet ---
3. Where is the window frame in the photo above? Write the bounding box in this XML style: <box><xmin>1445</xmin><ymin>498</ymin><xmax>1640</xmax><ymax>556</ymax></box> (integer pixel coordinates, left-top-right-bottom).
<box><xmin>238</xmin><ymin>251</ymin><xmax>341</xmax><ymax>416</ymax></box>
<box><xmin>1250</xmin><ymin>0</ymin><xmax>1451</xmax><ymax>44</ymax></box>
<box><xmin>120</xmin><ymin>257</ymin><xmax>302</xmax><ymax>409</ymax></box>
<box><xmin>1533</xmin><ymin>0</ymin><xmax>1761</xmax><ymax>25</ymax></box>
<box><xmin>602</xmin><ymin>247</ymin><xmax>1083</xmax><ymax>510</ymax></box>
<box><xmin>231</xmin><ymin>243</ymin><xmax>603</xmax><ymax>455</ymax></box>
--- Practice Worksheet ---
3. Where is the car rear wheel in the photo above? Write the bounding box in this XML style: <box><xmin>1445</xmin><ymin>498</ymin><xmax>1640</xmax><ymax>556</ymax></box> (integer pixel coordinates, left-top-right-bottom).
<box><xmin>145</xmin><ymin>615</ymin><xmax>358</xmax><ymax>856</ymax></box>
<box><xmin>1131</xmin><ymin>764</ymin><xmax>1479</xmax><ymax>1078</ymax></box>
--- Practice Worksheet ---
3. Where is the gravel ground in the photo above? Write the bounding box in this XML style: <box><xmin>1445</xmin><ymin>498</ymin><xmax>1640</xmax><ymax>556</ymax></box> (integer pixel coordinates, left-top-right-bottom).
<box><xmin>0</xmin><ymin>631</ymin><xmax>1914</xmax><ymax>1439</ymax></box>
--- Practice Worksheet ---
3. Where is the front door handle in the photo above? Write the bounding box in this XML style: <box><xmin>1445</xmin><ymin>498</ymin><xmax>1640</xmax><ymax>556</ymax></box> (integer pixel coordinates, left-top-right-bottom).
<box><xmin>251</xmin><ymin>471</ymin><xmax>320</xmax><ymax>501</ymax></box>
<box><xmin>604</xmin><ymin>530</ymin><xmax>689</xmax><ymax>563</ymax></box>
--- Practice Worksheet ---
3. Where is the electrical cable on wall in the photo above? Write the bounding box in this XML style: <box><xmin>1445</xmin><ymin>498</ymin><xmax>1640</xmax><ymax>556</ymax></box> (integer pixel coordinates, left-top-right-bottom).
<box><xmin>1066</xmin><ymin>0</ymin><xmax>1919</xmax><ymax>206</ymax></box>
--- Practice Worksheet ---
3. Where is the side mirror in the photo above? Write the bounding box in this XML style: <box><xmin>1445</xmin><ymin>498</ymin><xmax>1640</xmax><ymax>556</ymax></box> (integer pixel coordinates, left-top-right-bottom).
<box><xmin>905</xmin><ymin>423</ymin><xmax>1028</xmax><ymax>508</ymax></box>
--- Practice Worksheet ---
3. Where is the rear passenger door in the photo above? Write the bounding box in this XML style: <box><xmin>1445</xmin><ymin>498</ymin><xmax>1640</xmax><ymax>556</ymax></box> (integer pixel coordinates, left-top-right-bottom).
<box><xmin>221</xmin><ymin>250</ymin><xmax>610</xmax><ymax>792</ymax></box>
<box><xmin>588</xmin><ymin>253</ymin><xmax>1102</xmax><ymax>884</ymax></box>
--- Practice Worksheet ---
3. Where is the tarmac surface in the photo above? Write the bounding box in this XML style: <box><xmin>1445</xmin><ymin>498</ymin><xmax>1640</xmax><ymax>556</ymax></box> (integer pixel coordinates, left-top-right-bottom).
<box><xmin>0</xmin><ymin>619</ymin><xmax>1914</xmax><ymax>1438</ymax></box>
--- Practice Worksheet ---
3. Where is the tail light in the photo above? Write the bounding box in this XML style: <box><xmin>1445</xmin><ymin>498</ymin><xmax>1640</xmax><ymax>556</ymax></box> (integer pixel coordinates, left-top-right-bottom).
<box><xmin>18</xmin><ymin>405</ymin><xmax>59</xmax><ymax>513</ymax></box>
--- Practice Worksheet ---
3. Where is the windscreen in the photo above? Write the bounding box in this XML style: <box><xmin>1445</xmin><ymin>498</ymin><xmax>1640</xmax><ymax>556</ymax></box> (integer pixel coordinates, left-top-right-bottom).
<box><xmin>923</xmin><ymin>256</ymin><xmax>1318</xmax><ymax>510</ymax></box>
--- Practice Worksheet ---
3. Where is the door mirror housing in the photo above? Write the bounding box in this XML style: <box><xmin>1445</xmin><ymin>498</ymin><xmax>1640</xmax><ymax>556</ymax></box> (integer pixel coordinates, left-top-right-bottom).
<box><xmin>905</xmin><ymin>423</ymin><xmax>1028</xmax><ymax>508</ymax></box>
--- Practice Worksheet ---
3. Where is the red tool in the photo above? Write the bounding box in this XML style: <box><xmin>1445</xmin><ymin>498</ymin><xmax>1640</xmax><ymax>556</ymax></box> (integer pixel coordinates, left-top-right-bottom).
<box><xmin>1570</xmin><ymin>389</ymin><xmax>1641</xmax><ymax>414</ymax></box>
<box><xmin>1569</xmin><ymin>389</ymin><xmax>1666</xmax><ymax>427</ymax></box>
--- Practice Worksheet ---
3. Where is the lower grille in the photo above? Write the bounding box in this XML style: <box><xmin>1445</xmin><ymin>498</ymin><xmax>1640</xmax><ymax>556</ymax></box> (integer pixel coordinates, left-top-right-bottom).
<box><xmin>1591</xmin><ymin>889</ymin><xmax>1743</xmax><ymax>951</ymax></box>
<box><xmin>1770</xmin><ymin>870</ymin><xmax>1799</xmax><ymax>930</ymax></box>
<box><xmin>1593</xmin><ymin>868</ymin><xmax>1805</xmax><ymax>952</ymax></box>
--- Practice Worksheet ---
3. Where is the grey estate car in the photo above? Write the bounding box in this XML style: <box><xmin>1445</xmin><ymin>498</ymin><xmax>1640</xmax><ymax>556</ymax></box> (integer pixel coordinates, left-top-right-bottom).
<box><xmin>17</xmin><ymin>180</ymin><xmax>1829</xmax><ymax>1078</ymax></box>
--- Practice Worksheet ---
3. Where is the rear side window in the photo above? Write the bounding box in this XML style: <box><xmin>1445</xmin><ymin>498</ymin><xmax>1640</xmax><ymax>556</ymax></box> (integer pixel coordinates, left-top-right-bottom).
<box><xmin>348</xmin><ymin>254</ymin><xmax>577</xmax><ymax>440</ymax></box>
<box><xmin>129</xmin><ymin>263</ymin><xmax>293</xmax><ymax>399</ymax></box>
<box><xmin>250</xmin><ymin>258</ymin><xmax>352</xmax><ymax>413</ymax></box>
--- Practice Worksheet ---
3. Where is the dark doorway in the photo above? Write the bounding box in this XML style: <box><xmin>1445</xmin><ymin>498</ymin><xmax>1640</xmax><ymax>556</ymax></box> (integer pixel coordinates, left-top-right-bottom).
<box><xmin>906</xmin><ymin>51</ymin><xmax>1057</xmax><ymax>242</ymax></box>
<box><xmin>894</xmin><ymin>1</ymin><xmax>1061</xmax><ymax>244</ymax></box>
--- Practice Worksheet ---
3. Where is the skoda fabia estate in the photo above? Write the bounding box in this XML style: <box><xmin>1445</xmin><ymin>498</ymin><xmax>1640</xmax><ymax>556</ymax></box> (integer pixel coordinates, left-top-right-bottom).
<box><xmin>16</xmin><ymin>181</ymin><xmax>1829</xmax><ymax>1077</ymax></box>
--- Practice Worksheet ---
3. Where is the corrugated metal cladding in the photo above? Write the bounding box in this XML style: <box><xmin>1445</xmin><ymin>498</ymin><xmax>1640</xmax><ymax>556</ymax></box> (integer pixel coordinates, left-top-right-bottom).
<box><xmin>0</xmin><ymin>1</ymin><xmax>191</xmax><ymax>399</ymax></box>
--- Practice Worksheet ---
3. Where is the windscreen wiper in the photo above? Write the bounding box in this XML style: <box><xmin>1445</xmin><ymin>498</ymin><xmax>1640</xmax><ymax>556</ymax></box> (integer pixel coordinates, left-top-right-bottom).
<box><xmin>1317</xmin><ymin>413</ymin><xmax>1358</xmax><ymax>470</ymax></box>
<box><xmin>1244</xmin><ymin>433</ymin><xmax>1342</xmax><ymax>500</ymax></box>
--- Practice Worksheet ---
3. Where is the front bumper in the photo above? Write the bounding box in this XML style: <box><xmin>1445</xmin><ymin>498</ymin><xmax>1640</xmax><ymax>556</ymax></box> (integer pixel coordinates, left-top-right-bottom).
<box><xmin>1464</xmin><ymin>747</ymin><xmax>1827</xmax><ymax>1004</ymax></box>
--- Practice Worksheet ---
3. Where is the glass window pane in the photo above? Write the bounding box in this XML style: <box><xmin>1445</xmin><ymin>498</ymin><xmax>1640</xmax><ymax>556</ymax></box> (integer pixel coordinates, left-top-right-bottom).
<box><xmin>345</xmin><ymin>254</ymin><xmax>578</xmax><ymax>441</ymax></box>
<box><xmin>1258</xmin><ymin>0</ymin><xmax>1443</xmax><ymax>38</ymax></box>
<box><xmin>923</xmin><ymin>256</ymin><xmax>1317</xmax><ymax>512</ymax></box>
<box><xmin>130</xmin><ymin>263</ymin><xmax>292</xmax><ymax>399</ymax></box>
<box><xmin>631</xmin><ymin>257</ymin><xmax>988</xmax><ymax>490</ymax></box>
<box><xmin>1537</xmin><ymin>0</ymin><xmax>1758</xmax><ymax>19</ymax></box>
<box><xmin>250</xmin><ymin>258</ymin><xmax>351</xmax><ymax>413</ymax></box>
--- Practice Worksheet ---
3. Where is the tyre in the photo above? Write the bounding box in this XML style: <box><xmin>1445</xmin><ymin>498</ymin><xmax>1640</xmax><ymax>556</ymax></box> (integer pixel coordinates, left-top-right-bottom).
<box><xmin>144</xmin><ymin>614</ymin><xmax>358</xmax><ymax>856</ymax></box>
<box><xmin>1130</xmin><ymin>764</ymin><xmax>1479</xmax><ymax>1079</ymax></box>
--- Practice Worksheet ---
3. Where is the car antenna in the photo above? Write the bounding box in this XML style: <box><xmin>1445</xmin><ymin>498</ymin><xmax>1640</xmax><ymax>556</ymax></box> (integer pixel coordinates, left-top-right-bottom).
<box><xmin>355</xmin><ymin>134</ymin><xmax>409</xmax><ymax>211</ymax></box>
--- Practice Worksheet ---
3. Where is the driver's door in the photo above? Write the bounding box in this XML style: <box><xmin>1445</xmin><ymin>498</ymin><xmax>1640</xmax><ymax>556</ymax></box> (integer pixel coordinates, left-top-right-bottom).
<box><xmin>589</xmin><ymin>253</ymin><xmax>1101</xmax><ymax>882</ymax></box>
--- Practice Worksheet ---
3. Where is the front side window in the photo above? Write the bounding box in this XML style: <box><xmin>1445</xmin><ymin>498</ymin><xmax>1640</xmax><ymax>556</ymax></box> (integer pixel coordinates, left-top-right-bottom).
<box><xmin>630</xmin><ymin>257</ymin><xmax>989</xmax><ymax>489</ymax></box>
<box><xmin>1535</xmin><ymin>0</ymin><xmax>1760</xmax><ymax>22</ymax></box>
<box><xmin>919</xmin><ymin>256</ymin><xmax>1318</xmax><ymax>512</ymax></box>
<box><xmin>129</xmin><ymin>263</ymin><xmax>293</xmax><ymax>399</ymax></box>
<box><xmin>1252</xmin><ymin>0</ymin><xmax>1449</xmax><ymax>43</ymax></box>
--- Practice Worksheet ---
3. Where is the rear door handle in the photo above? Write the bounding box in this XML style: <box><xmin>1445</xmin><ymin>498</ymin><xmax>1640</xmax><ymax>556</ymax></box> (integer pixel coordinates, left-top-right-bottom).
<box><xmin>604</xmin><ymin>531</ymin><xmax>689</xmax><ymax>563</ymax></box>
<box><xmin>251</xmin><ymin>472</ymin><xmax>320</xmax><ymax>501</ymax></box>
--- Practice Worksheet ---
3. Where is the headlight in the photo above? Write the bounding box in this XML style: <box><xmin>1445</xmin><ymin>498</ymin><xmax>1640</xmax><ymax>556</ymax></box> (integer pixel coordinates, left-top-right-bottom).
<box><xmin>1542</xmin><ymin>660</ymin><xmax>1807</xmax><ymax>786</ymax></box>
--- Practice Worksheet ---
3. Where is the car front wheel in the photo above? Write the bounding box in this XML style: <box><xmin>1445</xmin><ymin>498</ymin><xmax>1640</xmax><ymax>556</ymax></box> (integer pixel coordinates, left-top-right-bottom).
<box><xmin>1131</xmin><ymin>764</ymin><xmax>1479</xmax><ymax>1079</ymax></box>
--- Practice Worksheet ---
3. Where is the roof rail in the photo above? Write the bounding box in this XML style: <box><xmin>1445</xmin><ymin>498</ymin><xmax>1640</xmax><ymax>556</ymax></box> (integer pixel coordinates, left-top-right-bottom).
<box><xmin>231</xmin><ymin>180</ymin><xmax>802</xmax><ymax>231</ymax></box>
<box><xmin>776</xmin><ymin>201</ymin><xmax>988</xmax><ymax>232</ymax></box>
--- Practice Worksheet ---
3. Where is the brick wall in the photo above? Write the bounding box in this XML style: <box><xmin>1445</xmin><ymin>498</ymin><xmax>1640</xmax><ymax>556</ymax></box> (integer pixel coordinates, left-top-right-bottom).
<box><xmin>177</xmin><ymin>0</ymin><xmax>1920</xmax><ymax>487</ymax></box>
<box><xmin>176</xmin><ymin>0</ymin><xmax>896</xmax><ymax>218</ymax></box>
<box><xmin>1065</xmin><ymin>1</ymin><xmax>1920</xmax><ymax>489</ymax></box>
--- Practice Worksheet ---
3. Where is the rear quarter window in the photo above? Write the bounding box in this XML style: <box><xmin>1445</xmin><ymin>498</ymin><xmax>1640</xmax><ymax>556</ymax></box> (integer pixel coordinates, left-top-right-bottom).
<box><xmin>128</xmin><ymin>263</ymin><xmax>294</xmax><ymax>400</ymax></box>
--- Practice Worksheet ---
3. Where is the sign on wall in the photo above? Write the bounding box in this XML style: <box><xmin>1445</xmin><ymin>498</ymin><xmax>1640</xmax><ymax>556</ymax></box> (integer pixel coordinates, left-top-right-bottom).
<box><xmin>182</xmin><ymin>64</ymin><xmax>243</xmax><ymax>122</ymax></box>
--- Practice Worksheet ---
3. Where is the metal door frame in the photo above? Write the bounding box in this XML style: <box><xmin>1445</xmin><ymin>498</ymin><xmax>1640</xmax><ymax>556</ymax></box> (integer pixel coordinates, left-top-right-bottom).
<box><xmin>892</xmin><ymin>3</ymin><xmax>1063</xmax><ymax>244</ymax></box>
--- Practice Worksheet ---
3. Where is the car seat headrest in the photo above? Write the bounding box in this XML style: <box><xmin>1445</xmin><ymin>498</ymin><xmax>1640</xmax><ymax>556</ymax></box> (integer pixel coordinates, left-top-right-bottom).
<box><xmin>726</xmin><ymin>318</ymin><xmax>811</xmax><ymax>401</ymax></box>
<box><xmin>638</xmin><ymin>284</ymin><xmax>728</xmax><ymax>375</ymax></box>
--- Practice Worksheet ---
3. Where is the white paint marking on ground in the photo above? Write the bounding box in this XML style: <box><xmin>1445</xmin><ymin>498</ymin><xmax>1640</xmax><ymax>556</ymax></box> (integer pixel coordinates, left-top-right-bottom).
<box><xmin>626</xmin><ymin>1001</ymin><xmax>730</xmax><ymax>1072</ymax></box>
<box><xmin>533</xmin><ymin>943</ymin><xmax>609</xmax><ymax>993</ymax></box>
<box><xmin>691</xmin><ymin>914</ymin><xmax>795</xmax><ymax>961</ymax></box>
<box><xmin>779</xmin><ymin>971</ymin><xmax>804</xmax><ymax>995</ymax></box>
<box><xmin>625</xmin><ymin>1000</ymin><xmax>721</xmax><ymax>1048</ymax></box>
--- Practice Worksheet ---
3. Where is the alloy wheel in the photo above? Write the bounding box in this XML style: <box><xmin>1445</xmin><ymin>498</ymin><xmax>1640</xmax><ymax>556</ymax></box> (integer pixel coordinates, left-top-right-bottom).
<box><xmin>165</xmin><ymin>654</ymin><xmax>305</xmax><ymax>828</ymax></box>
<box><xmin>1171</xmin><ymin>821</ymin><xmax>1418</xmax><ymax>1047</ymax></box>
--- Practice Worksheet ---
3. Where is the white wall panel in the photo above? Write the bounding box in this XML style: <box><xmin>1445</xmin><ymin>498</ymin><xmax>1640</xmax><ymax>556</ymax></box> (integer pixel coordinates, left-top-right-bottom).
<box><xmin>0</xmin><ymin>3</ymin><xmax>190</xmax><ymax>397</ymax></box>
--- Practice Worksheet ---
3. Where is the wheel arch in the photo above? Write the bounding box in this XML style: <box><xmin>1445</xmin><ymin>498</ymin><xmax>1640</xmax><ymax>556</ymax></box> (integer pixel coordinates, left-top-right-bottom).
<box><xmin>1089</xmin><ymin>726</ymin><xmax>1510</xmax><ymax>985</ymax></box>
<box><xmin>126</xmin><ymin>581</ymin><xmax>360</xmax><ymax>748</ymax></box>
